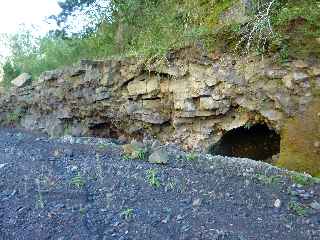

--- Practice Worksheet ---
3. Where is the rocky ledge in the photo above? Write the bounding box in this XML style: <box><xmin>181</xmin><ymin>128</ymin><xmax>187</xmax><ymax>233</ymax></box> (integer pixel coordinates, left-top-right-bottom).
<box><xmin>0</xmin><ymin>47</ymin><xmax>319</xmax><ymax>173</ymax></box>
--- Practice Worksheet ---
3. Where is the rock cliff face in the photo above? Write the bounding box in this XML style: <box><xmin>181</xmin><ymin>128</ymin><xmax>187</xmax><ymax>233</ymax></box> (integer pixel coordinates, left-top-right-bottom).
<box><xmin>0</xmin><ymin>47</ymin><xmax>319</xmax><ymax>153</ymax></box>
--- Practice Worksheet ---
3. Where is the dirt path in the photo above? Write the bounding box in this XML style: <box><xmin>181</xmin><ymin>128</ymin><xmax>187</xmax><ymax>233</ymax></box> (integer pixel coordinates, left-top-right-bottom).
<box><xmin>0</xmin><ymin>128</ymin><xmax>319</xmax><ymax>240</ymax></box>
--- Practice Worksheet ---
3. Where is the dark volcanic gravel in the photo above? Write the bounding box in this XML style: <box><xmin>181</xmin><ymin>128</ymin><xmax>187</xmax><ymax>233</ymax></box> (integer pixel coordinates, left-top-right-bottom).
<box><xmin>0</xmin><ymin>127</ymin><xmax>319</xmax><ymax>240</ymax></box>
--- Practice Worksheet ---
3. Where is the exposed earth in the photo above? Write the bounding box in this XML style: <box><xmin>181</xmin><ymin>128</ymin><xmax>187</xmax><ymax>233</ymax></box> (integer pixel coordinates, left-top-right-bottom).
<box><xmin>0</xmin><ymin>127</ymin><xmax>319</xmax><ymax>240</ymax></box>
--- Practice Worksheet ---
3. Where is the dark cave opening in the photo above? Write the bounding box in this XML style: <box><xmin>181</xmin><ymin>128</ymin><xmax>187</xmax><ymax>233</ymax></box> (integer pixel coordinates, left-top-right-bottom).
<box><xmin>87</xmin><ymin>122</ymin><xmax>144</xmax><ymax>141</ymax></box>
<box><xmin>209</xmin><ymin>124</ymin><xmax>280</xmax><ymax>162</ymax></box>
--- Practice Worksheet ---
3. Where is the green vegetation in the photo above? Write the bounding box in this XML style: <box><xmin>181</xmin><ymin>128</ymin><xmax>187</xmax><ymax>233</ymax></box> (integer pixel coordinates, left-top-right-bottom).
<box><xmin>63</xmin><ymin>124</ymin><xmax>73</xmax><ymax>135</ymax></box>
<box><xmin>70</xmin><ymin>172</ymin><xmax>86</xmax><ymax>189</ymax></box>
<box><xmin>35</xmin><ymin>178</ymin><xmax>45</xmax><ymax>209</ymax></box>
<box><xmin>123</xmin><ymin>147</ymin><xmax>147</xmax><ymax>161</ymax></box>
<box><xmin>272</xmin><ymin>0</ymin><xmax>320</xmax><ymax>59</ymax></box>
<box><xmin>146</xmin><ymin>169</ymin><xmax>161</xmax><ymax>188</ymax></box>
<box><xmin>290</xmin><ymin>173</ymin><xmax>320</xmax><ymax>186</ymax></box>
<box><xmin>2</xmin><ymin>61</ymin><xmax>21</xmax><ymax>88</ymax></box>
<box><xmin>79</xmin><ymin>206</ymin><xmax>87</xmax><ymax>216</ymax></box>
<box><xmin>97</xmin><ymin>143</ymin><xmax>109</xmax><ymax>150</ymax></box>
<box><xmin>2</xmin><ymin>108</ymin><xmax>25</xmax><ymax>125</ymax></box>
<box><xmin>254</xmin><ymin>173</ymin><xmax>282</xmax><ymax>186</ymax></box>
<box><xmin>121</xmin><ymin>208</ymin><xmax>134</xmax><ymax>220</ymax></box>
<box><xmin>123</xmin><ymin>154</ymin><xmax>133</xmax><ymax>161</ymax></box>
<box><xmin>186</xmin><ymin>152</ymin><xmax>199</xmax><ymax>161</ymax></box>
<box><xmin>1</xmin><ymin>0</ymin><xmax>320</xmax><ymax>87</ymax></box>
<box><xmin>136</xmin><ymin>148</ymin><xmax>147</xmax><ymax>161</ymax></box>
<box><xmin>288</xmin><ymin>201</ymin><xmax>309</xmax><ymax>216</ymax></box>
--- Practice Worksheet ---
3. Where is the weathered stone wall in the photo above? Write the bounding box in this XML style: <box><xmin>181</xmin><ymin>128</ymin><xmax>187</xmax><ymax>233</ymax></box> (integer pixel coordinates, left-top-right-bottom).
<box><xmin>0</xmin><ymin>47</ymin><xmax>319</xmax><ymax>151</ymax></box>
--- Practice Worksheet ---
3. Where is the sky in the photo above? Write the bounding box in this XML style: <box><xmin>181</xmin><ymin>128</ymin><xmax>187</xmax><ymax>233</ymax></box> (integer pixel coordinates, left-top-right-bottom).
<box><xmin>0</xmin><ymin>0</ymin><xmax>61</xmax><ymax>34</ymax></box>
<box><xmin>0</xmin><ymin>0</ymin><xmax>61</xmax><ymax>59</ymax></box>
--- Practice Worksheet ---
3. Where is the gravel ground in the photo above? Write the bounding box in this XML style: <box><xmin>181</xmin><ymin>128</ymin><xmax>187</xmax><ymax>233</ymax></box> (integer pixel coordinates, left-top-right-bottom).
<box><xmin>0</xmin><ymin>127</ymin><xmax>319</xmax><ymax>240</ymax></box>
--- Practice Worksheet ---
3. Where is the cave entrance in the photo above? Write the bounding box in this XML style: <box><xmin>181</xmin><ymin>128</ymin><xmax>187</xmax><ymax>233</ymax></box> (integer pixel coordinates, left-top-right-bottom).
<box><xmin>88</xmin><ymin>122</ymin><xmax>121</xmax><ymax>138</ymax></box>
<box><xmin>209</xmin><ymin>124</ymin><xmax>280</xmax><ymax>162</ymax></box>
<box><xmin>87</xmin><ymin>121</ymin><xmax>144</xmax><ymax>141</ymax></box>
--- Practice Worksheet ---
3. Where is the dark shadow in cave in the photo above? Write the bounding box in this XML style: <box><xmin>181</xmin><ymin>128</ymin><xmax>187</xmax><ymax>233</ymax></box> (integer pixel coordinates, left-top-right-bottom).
<box><xmin>88</xmin><ymin>122</ymin><xmax>121</xmax><ymax>138</ymax></box>
<box><xmin>88</xmin><ymin>122</ymin><xmax>144</xmax><ymax>141</ymax></box>
<box><xmin>209</xmin><ymin>124</ymin><xmax>280</xmax><ymax>162</ymax></box>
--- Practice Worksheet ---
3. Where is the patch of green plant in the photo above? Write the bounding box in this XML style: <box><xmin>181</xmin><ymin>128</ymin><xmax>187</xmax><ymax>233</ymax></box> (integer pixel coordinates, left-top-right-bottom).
<box><xmin>97</xmin><ymin>143</ymin><xmax>109</xmax><ymax>151</ymax></box>
<box><xmin>186</xmin><ymin>152</ymin><xmax>198</xmax><ymax>161</ymax></box>
<box><xmin>255</xmin><ymin>174</ymin><xmax>282</xmax><ymax>186</ymax></box>
<box><xmin>290</xmin><ymin>173</ymin><xmax>320</xmax><ymax>186</ymax></box>
<box><xmin>288</xmin><ymin>201</ymin><xmax>309</xmax><ymax>216</ymax></box>
<box><xmin>1</xmin><ymin>60</ymin><xmax>21</xmax><ymax>88</ymax></box>
<box><xmin>146</xmin><ymin>169</ymin><xmax>161</xmax><ymax>188</ymax></box>
<box><xmin>63</xmin><ymin>124</ymin><xmax>72</xmax><ymax>135</ymax></box>
<box><xmin>70</xmin><ymin>172</ymin><xmax>86</xmax><ymax>189</ymax></box>
<box><xmin>79</xmin><ymin>206</ymin><xmax>86</xmax><ymax>216</ymax></box>
<box><xmin>165</xmin><ymin>180</ymin><xmax>177</xmax><ymax>191</ymax></box>
<box><xmin>4</xmin><ymin>108</ymin><xmax>24</xmax><ymax>124</ymax></box>
<box><xmin>121</xmin><ymin>208</ymin><xmax>134</xmax><ymax>220</ymax></box>
<box><xmin>123</xmin><ymin>154</ymin><xmax>133</xmax><ymax>161</ymax></box>
<box><xmin>136</xmin><ymin>148</ymin><xmax>147</xmax><ymax>160</ymax></box>
<box><xmin>202</xmin><ymin>0</ymin><xmax>236</xmax><ymax>27</ymax></box>
<box><xmin>35</xmin><ymin>178</ymin><xmax>45</xmax><ymax>209</ymax></box>
<box><xmin>271</xmin><ymin>0</ymin><xmax>320</xmax><ymax>59</ymax></box>
<box><xmin>244</xmin><ymin>122</ymin><xmax>253</xmax><ymax>130</ymax></box>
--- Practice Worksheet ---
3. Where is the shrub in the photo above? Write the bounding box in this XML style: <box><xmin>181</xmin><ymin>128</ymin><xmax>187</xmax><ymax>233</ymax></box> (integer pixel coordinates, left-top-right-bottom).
<box><xmin>2</xmin><ymin>61</ymin><xmax>21</xmax><ymax>88</ymax></box>
<box><xmin>2</xmin><ymin>0</ymin><xmax>320</xmax><ymax>82</ymax></box>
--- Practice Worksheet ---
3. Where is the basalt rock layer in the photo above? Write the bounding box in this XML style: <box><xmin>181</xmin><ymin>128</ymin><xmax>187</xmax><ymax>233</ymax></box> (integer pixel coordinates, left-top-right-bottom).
<box><xmin>0</xmin><ymin>48</ymin><xmax>319</xmax><ymax>153</ymax></box>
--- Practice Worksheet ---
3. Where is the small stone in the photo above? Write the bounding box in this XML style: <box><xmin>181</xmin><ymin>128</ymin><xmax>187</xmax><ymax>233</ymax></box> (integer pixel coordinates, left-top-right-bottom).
<box><xmin>122</xmin><ymin>144</ymin><xmax>135</xmax><ymax>156</ymax></box>
<box><xmin>274</xmin><ymin>199</ymin><xmax>281</xmax><ymax>208</ymax></box>
<box><xmin>71</xmin><ymin>166</ymin><xmax>78</xmax><ymax>171</ymax></box>
<box><xmin>192</xmin><ymin>198</ymin><xmax>202</xmax><ymax>207</ymax></box>
<box><xmin>272</xmin><ymin>154</ymin><xmax>280</xmax><ymax>162</ymax></box>
<box><xmin>181</xmin><ymin>225</ymin><xmax>191</xmax><ymax>232</ymax></box>
<box><xmin>282</xmin><ymin>74</ymin><xmax>293</xmax><ymax>89</ymax></box>
<box><xmin>148</xmin><ymin>149</ymin><xmax>169</xmax><ymax>164</ymax></box>
<box><xmin>53</xmin><ymin>149</ymin><xmax>60</xmax><ymax>157</ymax></box>
<box><xmin>293</xmin><ymin>60</ymin><xmax>308</xmax><ymax>69</ymax></box>
<box><xmin>300</xmin><ymin>192</ymin><xmax>313</xmax><ymax>200</ymax></box>
<box><xmin>310</xmin><ymin>201</ymin><xmax>320</xmax><ymax>210</ymax></box>
<box><xmin>150</xmin><ymin>140</ymin><xmax>161</xmax><ymax>152</ymax></box>
<box><xmin>161</xmin><ymin>215</ymin><xmax>170</xmax><ymax>224</ymax></box>
<box><xmin>314</xmin><ymin>141</ymin><xmax>320</xmax><ymax>148</ymax></box>
<box><xmin>130</xmin><ymin>139</ymin><xmax>145</xmax><ymax>149</ymax></box>
<box><xmin>0</xmin><ymin>163</ymin><xmax>7</xmax><ymax>169</ymax></box>
<box><xmin>118</xmin><ymin>135</ymin><xmax>128</xmax><ymax>143</ymax></box>
<box><xmin>176</xmin><ymin>214</ymin><xmax>183</xmax><ymax>221</ymax></box>
<box><xmin>312</xmin><ymin>67</ymin><xmax>320</xmax><ymax>76</ymax></box>
<box><xmin>265</xmin><ymin>69</ymin><xmax>288</xmax><ymax>79</ymax></box>
<box><xmin>293</xmin><ymin>72</ymin><xmax>309</xmax><ymax>82</ymax></box>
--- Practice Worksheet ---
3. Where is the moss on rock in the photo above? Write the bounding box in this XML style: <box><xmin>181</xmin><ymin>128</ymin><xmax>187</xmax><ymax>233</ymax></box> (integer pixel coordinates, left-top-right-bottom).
<box><xmin>277</xmin><ymin>99</ymin><xmax>320</xmax><ymax>176</ymax></box>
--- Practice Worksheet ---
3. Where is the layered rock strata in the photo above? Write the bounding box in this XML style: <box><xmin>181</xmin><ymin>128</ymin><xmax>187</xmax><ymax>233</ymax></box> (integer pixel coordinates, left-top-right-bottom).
<box><xmin>0</xmin><ymin>48</ymin><xmax>319</xmax><ymax>151</ymax></box>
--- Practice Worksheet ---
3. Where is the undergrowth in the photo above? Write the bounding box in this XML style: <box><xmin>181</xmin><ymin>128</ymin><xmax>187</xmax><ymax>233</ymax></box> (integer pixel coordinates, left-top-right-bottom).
<box><xmin>1</xmin><ymin>0</ymin><xmax>320</xmax><ymax>86</ymax></box>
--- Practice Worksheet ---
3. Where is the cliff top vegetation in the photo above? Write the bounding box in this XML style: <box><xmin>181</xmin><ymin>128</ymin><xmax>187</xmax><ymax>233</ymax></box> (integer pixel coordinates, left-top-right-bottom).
<box><xmin>1</xmin><ymin>0</ymin><xmax>320</xmax><ymax>87</ymax></box>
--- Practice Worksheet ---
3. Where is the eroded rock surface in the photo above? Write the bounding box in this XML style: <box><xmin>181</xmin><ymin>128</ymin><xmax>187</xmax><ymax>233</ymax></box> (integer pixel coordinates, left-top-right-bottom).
<box><xmin>0</xmin><ymin>47</ymin><xmax>319</xmax><ymax>151</ymax></box>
